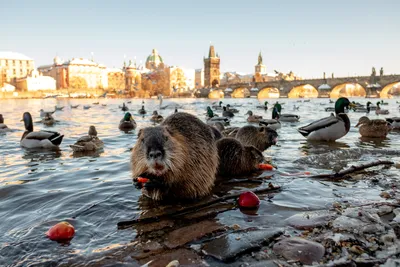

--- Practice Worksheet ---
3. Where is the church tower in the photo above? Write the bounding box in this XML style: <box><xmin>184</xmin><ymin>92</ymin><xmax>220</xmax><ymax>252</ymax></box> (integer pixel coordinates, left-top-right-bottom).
<box><xmin>204</xmin><ymin>44</ymin><xmax>220</xmax><ymax>87</ymax></box>
<box><xmin>254</xmin><ymin>51</ymin><xmax>267</xmax><ymax>82</ymax></box>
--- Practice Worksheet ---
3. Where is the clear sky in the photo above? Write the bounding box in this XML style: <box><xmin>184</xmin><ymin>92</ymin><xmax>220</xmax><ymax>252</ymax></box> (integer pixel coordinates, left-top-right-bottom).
<box><xmin>2</xmin><ymin>0</ymin><xmax>399</xmax><ymax>78</ymax></box>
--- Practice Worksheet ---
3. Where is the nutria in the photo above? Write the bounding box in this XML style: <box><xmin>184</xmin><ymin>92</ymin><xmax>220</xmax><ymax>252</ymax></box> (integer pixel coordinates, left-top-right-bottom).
<box><xmin>216</xmin><ymin>137</ymin><xmax>264</xmax><ymax>176</ymax></box>
<box><xmin>131</xmin><ymin>112</ymin><xmax>219</xmax><ymax>201</ymax></box>
<box><xmin>235</xmin><ymin>125</ymin><xmax>278</xmax><ymax>151</ymax></box>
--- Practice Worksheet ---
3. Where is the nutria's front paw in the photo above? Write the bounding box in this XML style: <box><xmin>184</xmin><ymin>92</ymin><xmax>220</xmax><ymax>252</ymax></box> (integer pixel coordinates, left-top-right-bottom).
<box><xmin>143</xmin><ymin>179</ymin><xmax>166</xmax><ymax>190</ymax></box>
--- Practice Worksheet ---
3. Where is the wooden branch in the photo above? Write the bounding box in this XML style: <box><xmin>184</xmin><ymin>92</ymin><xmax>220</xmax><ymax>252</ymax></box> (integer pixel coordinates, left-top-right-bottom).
<box><xmin>117</xmin><ymin>183</ymin><xmax>281</xmax><ymax>229</ymax></box>
<box><xmin>309</xmin><ymin>160</ymin><xmax>394</xmax><ymax>179</ymax></box>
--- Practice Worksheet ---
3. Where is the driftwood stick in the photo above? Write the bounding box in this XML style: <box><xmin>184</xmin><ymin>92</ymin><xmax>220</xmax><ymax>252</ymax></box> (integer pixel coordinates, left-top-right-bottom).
<box><xmin>309</xmin><ymin>160</ymin><xmax>394</xmax><ymax>179</ymax></box>
<box><xmin>117</xmin><ymin>184</ymin><xmax>281</xmax><ymax>229</ymax></box>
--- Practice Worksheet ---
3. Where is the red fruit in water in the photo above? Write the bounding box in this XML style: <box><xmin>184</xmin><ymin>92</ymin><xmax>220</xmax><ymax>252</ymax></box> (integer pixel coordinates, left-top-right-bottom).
<box><xmin>238</xmin><ymin>191</ymin><xmax>260</xmax><ymax>208</ymax></box>
<box><xmin>46</xmin><ymin>221</ymin><xmax>75</xmax><ymax>241</ymax></box>
<box><xmin>259</xmin><ymin>163</ymin><xmax>274</xmax><ymax>170</ymax></box>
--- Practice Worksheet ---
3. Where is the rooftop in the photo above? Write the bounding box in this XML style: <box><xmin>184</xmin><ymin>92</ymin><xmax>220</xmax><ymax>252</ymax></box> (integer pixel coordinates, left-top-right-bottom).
<box><xmin>0</xmin><ymin>51</ymin><xmax>33</xmax><ymax>61</ymax></box>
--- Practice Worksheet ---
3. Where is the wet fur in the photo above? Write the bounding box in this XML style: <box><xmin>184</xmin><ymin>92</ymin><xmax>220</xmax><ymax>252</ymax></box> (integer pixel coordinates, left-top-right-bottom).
<box><xmin>131</xmin><ymin>112</ymin><xmax>219</xmax><ymax>201</ymax></box>
<box><xmin>216</xmin><ymin>137</ymin><xmax>264</xmax><ymax>176</ymax></box>
<box><xmin>235</xmin><ymin>125</ymin><xmax>278</xmax><ymax>151</ymax></box>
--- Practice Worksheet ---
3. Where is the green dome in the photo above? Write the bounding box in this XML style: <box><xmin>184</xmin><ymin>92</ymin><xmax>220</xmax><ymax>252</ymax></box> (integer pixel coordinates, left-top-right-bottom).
<box><xmin>146</xmin><ymin>49</ymin><xmax>163</xmax><ymax>65</ymax></box>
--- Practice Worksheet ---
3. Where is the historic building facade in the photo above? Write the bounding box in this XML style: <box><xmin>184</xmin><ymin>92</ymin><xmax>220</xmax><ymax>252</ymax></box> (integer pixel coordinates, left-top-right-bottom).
<box><xmin>125</xmin><ymin>60</ymin><xmax>142</xmax><ymax>92</ymax></box>
<box><xmin>204</xmin><ymin>45</ymin><xmax>220</xmax><ymax>87</ymax></box>
<box><xmin>0</xmin><ymin>52</ymin><xmax>34</xmax><ymax>85</ymax></box>
<box><xmin>38</xmin><ymin>57</ymin><xmax>108</xmax><ymax>89</ymax></box>
<box><xmin>107</xmin><ymin>68</ymin><xmax>125</xmax><ymax>90</ymax></box>
<box><xmin>15</xmin><ymin>69</ymin><xmax>56</xmax><ymax>91</ymax></box>
<box><xmin>145</xmin><ymin>49</ymin><xmax>164</xmax><ymax>70</ymax></box>
<box><xmin>254</xmin><ymin>51</ymin><xmax>267</xmax><ymax>82</ymax></box>
<box><xmin>195</xmin><ymin>69</ymin><xmax>204</xmax><ymax>89</ymax></box>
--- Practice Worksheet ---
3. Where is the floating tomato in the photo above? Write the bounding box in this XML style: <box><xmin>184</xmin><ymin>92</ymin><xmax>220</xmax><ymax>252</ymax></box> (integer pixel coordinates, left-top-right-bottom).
<box><xmin>238</xmin><ymin>191</ymin><xmax>260</xmax><ymax>208</ymax></box>
<box><xmin>46</xmin><ymin>221</ymin><xmax>75</xmax><ymax>241</ymax></box>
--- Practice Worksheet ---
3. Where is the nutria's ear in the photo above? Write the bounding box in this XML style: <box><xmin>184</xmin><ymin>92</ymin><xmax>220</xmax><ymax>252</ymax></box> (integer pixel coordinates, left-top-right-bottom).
<box><xmin>137</xmin><ymin>129</ymin><xmax>143</xmax><ymax>137</ymax></box>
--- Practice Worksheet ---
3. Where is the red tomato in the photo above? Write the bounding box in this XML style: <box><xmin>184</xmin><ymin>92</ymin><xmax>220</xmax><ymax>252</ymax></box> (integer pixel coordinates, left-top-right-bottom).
<box><xmin>259</xmin><ymin>163</ymin><xmax>274</xmax><ymax>170</ymax></box>
<box><xmin>238</xmin><ymin>191</ymin><xmax>260</xmax><ymax>208</ymax></box>
<box><xmin>46</xmin><ymin>221</ymin><xmax>75</xmax><ymax>241</ymax></box>
<box><xmin>137</xmin><ymin>177</ymin><xmax>149</xmax><ymax>183</ymax></box>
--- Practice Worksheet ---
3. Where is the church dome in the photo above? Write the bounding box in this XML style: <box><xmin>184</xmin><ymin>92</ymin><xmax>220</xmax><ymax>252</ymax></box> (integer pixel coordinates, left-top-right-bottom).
<box><xmin>145</xmin><ymin>49</ymin><xmax>163</xmax><ymax>69</ymax></box>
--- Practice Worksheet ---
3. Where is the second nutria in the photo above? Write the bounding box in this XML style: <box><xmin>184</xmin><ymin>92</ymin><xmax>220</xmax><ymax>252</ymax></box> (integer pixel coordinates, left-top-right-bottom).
<box><xmin>131</xmin><ymin>112</ymin><xmax>219</xmax><ymax>201</ymax></box>
<box><xmin>235</xmin><ymin>125</ymin><xmax>278</xmax><ymax>151</ymax></box>
<box><xmin>216</xmin><ymin>137</ymin><xmax>264</xmax><ymax>176</ymax></box>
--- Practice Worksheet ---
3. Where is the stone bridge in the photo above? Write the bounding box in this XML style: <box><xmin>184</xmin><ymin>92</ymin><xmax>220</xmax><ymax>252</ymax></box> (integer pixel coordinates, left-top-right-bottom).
<box><xmin>195</xmin><ymin>74</ymin><xmax>400</xmax><ymax>98</ymax></box>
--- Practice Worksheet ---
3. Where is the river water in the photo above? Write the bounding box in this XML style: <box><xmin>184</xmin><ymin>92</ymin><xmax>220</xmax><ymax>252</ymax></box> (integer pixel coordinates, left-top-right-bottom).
<box><xmin>0</xmin><ymin>97</ymin><xmax>399</xmax><ymax>266</ymax></box>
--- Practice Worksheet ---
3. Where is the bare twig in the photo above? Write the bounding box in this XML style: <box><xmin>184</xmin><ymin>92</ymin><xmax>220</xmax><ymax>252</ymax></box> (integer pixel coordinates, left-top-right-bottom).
<box><xmin>309</xmin><ymin>160</ymin><xmax>394</xmax><ymax>179</ymax></box>
<box><xmin>117</xmin><ymin>184</ymin><xmax>281</xmax><ymax>229</ymax></box>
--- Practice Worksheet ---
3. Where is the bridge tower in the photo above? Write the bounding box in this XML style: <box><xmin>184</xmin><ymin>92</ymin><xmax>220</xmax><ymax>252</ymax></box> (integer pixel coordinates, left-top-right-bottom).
<box><xmin>204</xmin><ymin>44</ymin><xmax>220</xmax><ymax>87</ymax></box>
<box><xmin>254</xmin><ymin>51</ymin><xmax>267</xmax><ymax>82</ymax></box>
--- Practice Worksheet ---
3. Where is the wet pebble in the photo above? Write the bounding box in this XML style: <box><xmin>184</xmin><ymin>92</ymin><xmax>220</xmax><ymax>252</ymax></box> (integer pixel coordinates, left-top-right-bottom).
<box><xmin>164</xmin><ymin>220</ymin><xmax>224</xmax><ymax>249</ymax></box>
<box><xmin>202</xmin><ymin>228</ymin><xmax>283</xmax><ymax>262</ymax></box>
<box><xmin>273</xmin><ymin>237</ymin><xmax>325</xmax><ymax>264</ymax></box>
<box><xmin>284</xmin><ymin>211</ymin><xmax>336</xmax><ymax>230</ymax></box>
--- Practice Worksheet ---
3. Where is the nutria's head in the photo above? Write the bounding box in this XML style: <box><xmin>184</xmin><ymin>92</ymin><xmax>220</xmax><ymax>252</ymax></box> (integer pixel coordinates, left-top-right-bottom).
<box><xmin>244</xmin><ymin>145</ymin><xmax>264</xmax><ymax>168</ymax></box>
<box><xmin>133</xmin><ymin>126</ymin><xmax>185</xmax><ymax>181</ymax></box>
<box><xmin>260</xmin><ymin>126</ymin><xmax>278</xmax><ymax>146</ymax></box>
<box><xmin>88</xmin><ymin>126</ymin><xmax>97</xmax><ymax>136</ymax></box>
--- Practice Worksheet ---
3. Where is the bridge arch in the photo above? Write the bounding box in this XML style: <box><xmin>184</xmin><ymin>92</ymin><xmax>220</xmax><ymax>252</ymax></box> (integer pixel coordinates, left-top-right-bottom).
<box><xmin>208</xmin><ymin>89</ymin><xmax>224</xmax><ymax>99</ymax></box>
<box><xmin>232</xmin><ymin>87</ymin><xmax>250</xmax><ymax>98</ymax></box>
<box><xmin>288</xmin><ymin>84</ymin><xmax>318</xmax><ymax>98</ymax></box>
<box><xmin>257</xmin><ymin>87</ymin><xmax>280</xmax><ymax>99</ymax></box>
<box><xmin>380</xmin><ymin>82</ymin><xmax>400</xmax><ymax>98</ymax></box>
<box><xmin>330</xmin><ymin>83</ymin><xmax>366</xmax><ymax>98</ymax></box>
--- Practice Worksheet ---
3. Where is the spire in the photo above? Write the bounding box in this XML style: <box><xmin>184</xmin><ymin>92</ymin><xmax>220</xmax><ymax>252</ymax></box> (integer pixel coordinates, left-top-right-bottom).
<box><xmin>258</xmin><ymin>51</ymin><xmax>263</xmax><ymax>65</ymax></box>
<box><xmin>209</xmin><ymin>45</ymin><xmax>216</xmax><ymax>58</ymax></box>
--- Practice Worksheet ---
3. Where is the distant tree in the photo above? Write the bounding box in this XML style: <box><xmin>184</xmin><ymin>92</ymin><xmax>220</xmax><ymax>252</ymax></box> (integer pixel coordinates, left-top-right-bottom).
<box><xmin>69</xmin><ymin>76</ymin><xmax>88</xmax><ymax>89</ymax></box>
<box><xmin>380</xmin><ymin>67</ymin><xmax>384</xmax><ymax>77</ymax></box>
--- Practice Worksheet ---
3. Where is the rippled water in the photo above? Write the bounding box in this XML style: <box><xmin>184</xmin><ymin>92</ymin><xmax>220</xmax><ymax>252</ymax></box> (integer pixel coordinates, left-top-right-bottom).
<box><xmin>1</xmin><ymin>97</ymin><xmax>399</xmax><ymax>266</ymax></box>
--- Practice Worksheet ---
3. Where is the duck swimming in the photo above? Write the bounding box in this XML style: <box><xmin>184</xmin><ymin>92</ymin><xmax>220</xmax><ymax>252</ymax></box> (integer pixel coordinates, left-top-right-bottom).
<box><xmin>138</xmin><ymin>105</ymin><xmax>146</xmax><ymax>115</ymax></box>
<box><xmin>206</xmin><ymin>107</ymin><xmax>230</xmax><ymax>125</ymax></box>
<box><xmin>222</xmin><ymin>106</ymin><xmax>234</xmax><ymax>118</ymax></box>
<box><xmin>297</xmin><ymin>97</ymin><xmax>355</xmax><ymax>141</ymax></box>
<box><xmin>226</xmin><ymin>104</ymin><xmax>239</xmax><ymax>113</ymax></box>
<box><xmin>272</xmin><ymin>103</ymin><xmax>299</xmax><ymax>122</ymax></box>
<box><xmin>258</xmin><ymin>119</ymin><xmax>281</xmax><ymax>130</ymax></box>
<box><xmin>386</xmin><ymin>117</ymin><xmax>400</xmax><ymax>129</ymax></box>
<box><xmin>41</xmin><ymin>113</ymin><xmax>56</xmax><ymax>126</ymax></box>
<box><xmin>246</xmin><ymin>110</ymin><xmax>263</xmax><ymax>123</ymax></box>
<box><xmin>0</xmin><ymin>114</ymin><xmax>11</xmax><ymax>133</ymax></box>
<box><xmin>70</xmin><ymin>105</ymin><xmax>80</xmax><ymax>109</ymax></box>
<box><xmin>20</xmin><ymin>112</ymin><xmax>64</xmax><ymax>149</ymax></box>
<box><xmin>70</xmin><ymin>126</ymin><xmax>104</xmax><ymax>152</ymax></box>
<box><xmin>121</xmin><ymin>103</ymin><xmax>129</xmax><ymax>112</ymax></box>
<box><xmin>119</xmin><ymin>112</ymin><xmax>137</xmax><ymax>131</ymax></box>
<box><xmin>212</xmin><ymin>101</ymin><xmax>223</xmax><ymax>110</ymax></box>
<box><xmin>40</xmin><ymin>109</ymin><xmax>55</xmax><ymax>118</ymax></box>
<box><xmin>256</xmin><ymin>101</ymin><xmax>269</xmax><ymax>110</ymax></box>
<box><xmin>355</xmin><ymin>116</ymin><xmax>391</xmax><ymax>138</ymax></box>
<box><xmin>55</xmin><ymin>106</ymin><xmax>64</xmax><ymax>111</ymax></box>
<box><xmin>375</xmin><ymin>102</ymin><xmax>389</xmax><ymax>115</ymax></box>
<box><xmin>150</xmin><ymin>111</ymin><xmax>164</xmax><ymax>123</ymax></box>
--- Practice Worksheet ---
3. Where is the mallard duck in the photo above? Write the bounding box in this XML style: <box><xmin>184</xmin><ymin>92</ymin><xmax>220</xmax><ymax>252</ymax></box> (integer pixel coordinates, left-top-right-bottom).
<box><xmin>355</xmin><ymin>116</ymin><xmax>391</xmax><ymax>138</ymax></box>
<box><xmin>258</xmin><ymin>119</ymin><xmax>281</xmax><ymax>130</ymax></box>
<box><xmin>41</xmin><ymin>113</ymin><xmax>55</xmax><ymax>126</ymax></box>
<box><xmin>256</xmin><ymin>101</ymin><xmax>269</xmax><ymax>110</ymax></box>
<box><xmin>212</xmin><ymin>101</ymin><xmax>223</xmax><ymax>110</ymax></box>
<box><xmin>55</xmin><ymin>106</ymin><xmax>64</xmax><ymax>111</ymax></box>
<box><xmin>222</xmin><ymin>106</ymin><xmax>234</xmax><ymax>118</ymax></box>
<box><xmin>150</xmin><ymin>111</ymin><xmax>163</xmax><ymax>123</ymax></box>
<box><xmin>246</xmin><ymin>110</ymin><xmax>263</xmax><ymax>123</ymax></box>
<box><xmin>226</xmin><ymin>104</ymin><xmax>239</xmax><ymax>113</ymax></box>
<box><xmin>380</xmin><ymin>100</ymin><xmax>389</xmax><ymax>105</ymax></box>
<box><xmin>127</xmin><ymin>101</ymin><xmax>132</xmax><ymax>104</ymax></box>
<box><xmin>83</xmin><ymin>105</ymin><xmax>91</xmax><ymax>110</ymax></box>
<box><xmin>71</xmin><ymin>105</ymin><xmax>80</xmax><ymax>109</ymax></box>
<box><xmin>119</xmin><ymin>112</ymin><xmax>137</xmax><ymax>131</ymax></box>
<box><xmin>138</xmin><ymin>105</ymin><xmax>146</xmax><ymax>115</ymax></box>
<box><xmin>121</xmin><ymin>103</ymin><xmax>129</xmax><ymax>112</ymax></box>
<box><xmin>297</xmin><ymin>97</ymin><xmax>355</xmax><ymax>141</ymax></box>
<box><xmin>206</xmin><ymin>107</ymin><xmax>230</xmax><ymax>125</ymax></box>
<box><xmin>272</xmin><ymin>104</ymin><xmax>299</xmax><ymax>122</ymax></box>
<box><xmin>102</xmin><ymin>104</ymin><xmax>107</xmax><ymax>107</ymax></box>
<box><xmin>376</xmin><ymin>102</ymin><xmax>389</xmax><ymax>115</ymax></box>
<box><xmin>353</xmin><ymin>101</ymin><xmax>371</xmax><ymax>113</ymax></box>
<box><xmin>20</xmin><ymin>112</ymin><xmax>64</xmax><ymax>149</ymax></box>
<box><xmin>93</xmin><ymin>102</ymin><xmax>99</xmax><ymax>105</ymax></box>
<box><xmin>40</xmin><ymin>109</ymin><xmax>55</xmax><ymax>118</ymax></box>
<box><xmin>70</xmin><ymin>126</ymin><xmax>104</xmax><ymax>152</ymax></box>
<box><xmin>303</xmin><ymin>99</ymin><xmax>311</xmax><ymax>103</ymax></box>
<box><xmin>0</xmin><ymin>114</ymin><xmax>11</xmax><ymax>133</ymax></box>
<box><xmin>386</xmin><ymin>117</ymin><xmax>400</xmax><ymax>129</ymax></box>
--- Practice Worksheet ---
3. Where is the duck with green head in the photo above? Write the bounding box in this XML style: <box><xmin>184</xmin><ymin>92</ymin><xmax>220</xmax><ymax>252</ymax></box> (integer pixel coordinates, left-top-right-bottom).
<box><xmin>375</xmin><ymin>102</ymin><xmax>389</xmax><ymax>115</ymax></box>
<box><xmin>20</xmin><ymin>112</ymin><xmax>64</xmax><ymax>149</ymax></box>
<box><xmin>297</xmin><ymin>97</ymin><xmax>355</xmax><ymax>141</ymax></box>
<box><xmin>212</xmin><ymin>101</ymin><xmax>223</xmax><ymax>110</ymax></box>
<box><xmin>0</xmin><ymin>114</ymin><xmax>11</xmax><ymax>133</ymax></box>
<box><xmin>256</xmin><ymin>101</ymin><xmax>268</xmax><ymax>110</ymax></box>
<box><xmin>119</xmin><ymin>112</ymin><xmax>137</xmax><ymax>131</ymax></box>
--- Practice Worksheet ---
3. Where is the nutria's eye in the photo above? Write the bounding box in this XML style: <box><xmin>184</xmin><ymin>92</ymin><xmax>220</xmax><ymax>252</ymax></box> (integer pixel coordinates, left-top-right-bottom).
<box><xmin>164</xmin><ymin>136</ymin><xmax>168</xmax><ymax>141</ymax></box>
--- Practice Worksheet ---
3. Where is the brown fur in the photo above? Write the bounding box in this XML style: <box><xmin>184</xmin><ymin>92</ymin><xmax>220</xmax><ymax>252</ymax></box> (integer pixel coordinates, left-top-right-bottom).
<box><xmin>235</xmin><ymin>125</ymin><xmax>278</xmax><ymax>151</ymax></box>
<box><xmin>216</xmin><ymin>137</ymin><xmax>264</xmax><ymax>176</ymax></box>
<box><xmin>131</xmin><ymin>112</ymin><xmax>219</xmax><ymax>201</ymax></box>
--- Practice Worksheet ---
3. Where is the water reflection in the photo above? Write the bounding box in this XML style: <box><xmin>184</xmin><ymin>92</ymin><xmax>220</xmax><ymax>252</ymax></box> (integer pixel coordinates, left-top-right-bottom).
<box><xmin>357</xmin><ymin>136</ymin><xmax>391</xmax><ymax>148</ymax></box>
